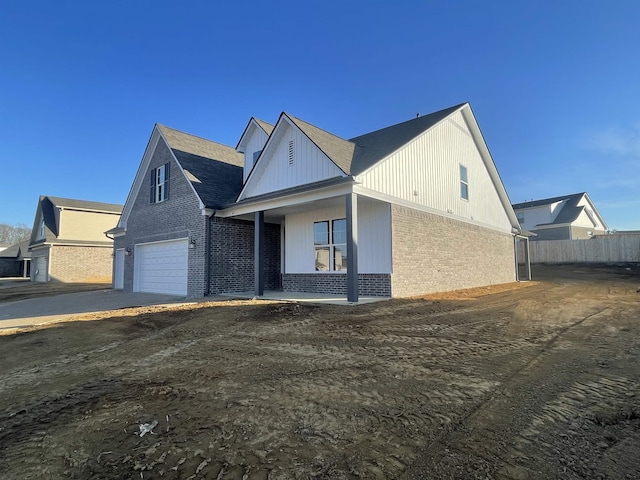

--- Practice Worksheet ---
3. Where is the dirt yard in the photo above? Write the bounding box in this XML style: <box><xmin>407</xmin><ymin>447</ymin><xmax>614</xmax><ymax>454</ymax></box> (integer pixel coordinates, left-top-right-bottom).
<box><xmin>0</xmin><ymin>264</ymin><xmax>639</xmax><ymax>479</ymax></box>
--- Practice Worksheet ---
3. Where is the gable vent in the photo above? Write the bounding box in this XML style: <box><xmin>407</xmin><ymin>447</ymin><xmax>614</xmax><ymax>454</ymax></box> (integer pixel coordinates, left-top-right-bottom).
<box><xmin>288</xmin><ymin>140</ymin><xmax>294</xmax><ymax>166</ymax></box>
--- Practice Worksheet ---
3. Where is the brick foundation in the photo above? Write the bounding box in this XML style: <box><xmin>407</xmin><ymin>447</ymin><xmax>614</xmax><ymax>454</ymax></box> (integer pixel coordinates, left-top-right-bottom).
<box><xmin>282</xmin><ymin>273</ymin><xmax>391</xmax><ymax>297</ymax></box>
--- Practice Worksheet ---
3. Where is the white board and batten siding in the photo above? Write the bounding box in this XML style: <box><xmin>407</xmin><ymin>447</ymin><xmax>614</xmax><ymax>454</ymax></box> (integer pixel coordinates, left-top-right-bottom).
<box><xmin>284</xmin><ymin>200</ymin><xmax>391</xmax><ymax>274</ymax></box>
<box><xmin>517</xmin><ymin>204</ymin><xmax>559</xmax><ymax>232</ymax></box>
<box><xmin>242</xmin><ymin>125</ymin><xmax>270</xmax><ymax>182</ymax></box>
<box><xmin>358</xmin><ymin>110</ymin><xmax>512</xmax><ymax>233</ymax></box>
<box><xmin>134</xmin><ymin>239</ymin><xmax>188</xmax><ymax>295</ymax></box>
<box><xmin>244</xmin><ymin>123</ymin><xmax>345</xmax><ymax>199</ymax></box>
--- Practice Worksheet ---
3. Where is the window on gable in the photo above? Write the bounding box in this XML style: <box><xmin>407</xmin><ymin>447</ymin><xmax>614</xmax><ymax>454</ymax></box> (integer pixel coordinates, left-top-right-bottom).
<box><xmin>314</xmin><ymin>218</ymin><xmax>347</xmax><ymax>271</ymax></box>
<box><xmin>288</xmin><ymin>140</ymin><xmax>295</xmax><ymax>166</ymax></box>
<box><xmin>39</xmin><ymin>219</ymin><xmax>45</xmax><ymax>239</ymax></box>
<box><xmin>460</xmin><ymin>165</ymin><xmax>469</xmax><ymax>200</ymax></box>
<box><xmin>252</xmin><ymin>150</ymin><xmax>262</xmax><ymax>163</ymax></box>
<box><xmin>150</xmin><ymin>163</ymin><xmax>170</xmax><ymax>203</ymax></box>
<box><xmin>516</xmin><ymin>212</ymin><xmax>525</xmax><ymax>224</ymax></box>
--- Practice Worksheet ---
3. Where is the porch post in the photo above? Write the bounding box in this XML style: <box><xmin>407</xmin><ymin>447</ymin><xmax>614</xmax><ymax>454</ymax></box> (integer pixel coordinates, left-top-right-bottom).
<box><xmin>346</xmin><ymin>193</ymin><xmax>359</xmax><ymax>303</ymax></box>
<box><xmin>525</xmin><ymin>237</ymin><xmax>532</xmax><ymax>281</ymax></box>
<box><xmin>254</xmin><ymin>211</ymin><xmax>265</xmax><ymax>296</ymax></box>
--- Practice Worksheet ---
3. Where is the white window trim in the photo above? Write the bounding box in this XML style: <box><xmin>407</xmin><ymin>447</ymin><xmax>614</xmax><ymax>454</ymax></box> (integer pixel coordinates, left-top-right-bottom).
<box><xmin>460</xmin><ymin>164</ymin><xmax>469</xmax><ymax>201</ymax></box>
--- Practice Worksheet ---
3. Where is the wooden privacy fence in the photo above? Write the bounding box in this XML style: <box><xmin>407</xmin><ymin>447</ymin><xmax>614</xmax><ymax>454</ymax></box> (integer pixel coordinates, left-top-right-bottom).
<box><xmin>523</xmin><ymin>235</ymin><xmax>640</xmax><ymax>263</ymax></box>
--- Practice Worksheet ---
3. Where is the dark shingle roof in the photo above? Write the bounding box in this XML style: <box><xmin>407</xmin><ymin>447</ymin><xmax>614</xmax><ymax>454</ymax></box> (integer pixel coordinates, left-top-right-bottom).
<box><xmin>158</xmin><ymin>125</ymin><xmax>244</xmax><ymax>209</ymax></box>
<box><xmin>513</xmin><ymin>193</ymin><xmax>586</xmax><ymax>226</ymax></box>
<box><xmin>348</xmin><ymin>104</ymin><xmax>466</xmax><ymax>175</ymax></box>
<box><xmin>286</xmin><ymin>114</ymin><xmax>356</xmax><ymax>175</ymax></box>
<box><xmin>284</xmin><ymin>104</ymin><xmax>465</xmax><ymax>176</ymax></box>
<box><xmin>47</xmin><ymin>196</ymin><xmax>123</xmax><ymax>213</ymax></box>
<box><xmin>0</xmin><ymin>240</ymin><xmax>31</xmax><ymax>259</ymax></box>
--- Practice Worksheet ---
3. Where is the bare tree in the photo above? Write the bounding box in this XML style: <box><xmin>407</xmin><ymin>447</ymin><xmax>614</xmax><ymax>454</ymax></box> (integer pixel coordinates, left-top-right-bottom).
<box><xmin>0</xmin><ymin>224</ymin><xmax>32</xmax><ymax>244</ymax></box>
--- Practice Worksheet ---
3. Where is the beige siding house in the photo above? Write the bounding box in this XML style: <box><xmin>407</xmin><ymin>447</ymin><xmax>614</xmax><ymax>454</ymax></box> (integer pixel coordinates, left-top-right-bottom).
<box><xmin>29</xmin><ymin>196</ymin><xmax>123</xmax><ymax>282</ymax></box>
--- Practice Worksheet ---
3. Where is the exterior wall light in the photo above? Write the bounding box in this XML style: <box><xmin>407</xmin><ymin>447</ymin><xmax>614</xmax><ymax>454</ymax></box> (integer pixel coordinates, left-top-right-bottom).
<box><xmin>125</xmin><ymin>247</ymin><xmax>132</xmax><ymax>256</ymax></box>
<box><xmin>189</xmin><ymin>238</ymin><xmax>196</xmax><ymax>249</ymax></box>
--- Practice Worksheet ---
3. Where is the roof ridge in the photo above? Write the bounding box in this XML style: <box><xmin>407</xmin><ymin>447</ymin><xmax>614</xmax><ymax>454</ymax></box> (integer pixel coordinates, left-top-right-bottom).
<box><xmin>349</xmin><ymin>103</ymin><xmax>467</xmax><ymax>141</ymax></box>
<box><xmin>157</xmin><ymin>124</ymin><xmax>236</xmax><ymax>151</ymax></box>
<box><xmin>285</xmin><ymin>113</ymin><xmax>352</xmax><ymax>144</ymax></box>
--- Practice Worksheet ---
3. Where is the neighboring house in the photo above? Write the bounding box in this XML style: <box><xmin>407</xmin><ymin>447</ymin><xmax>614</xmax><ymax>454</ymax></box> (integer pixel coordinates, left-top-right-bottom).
<box><xmin>0</xmin><ymin>239</ymin><xmax>31</xmax><ymax>277</ymax></box>
<box><xmin>29</xmin><ymin>196</ymin><xmax>123</xmax><ymax>282</ymax></box>
<box><xmin>512</xmin><ymin>192</ymin><xmax>608</xmax><ymax>241</ymax></box>
<box><xmin>111</xmin><ymin>103</ymin><xmax>527</xmax><ymax>301</ymax></box>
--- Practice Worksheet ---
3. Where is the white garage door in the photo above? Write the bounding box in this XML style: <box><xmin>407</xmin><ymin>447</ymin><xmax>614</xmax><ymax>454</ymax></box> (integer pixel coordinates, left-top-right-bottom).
<box><xmin>134</xmin><ymin>239</ymin><xmax>188</xmax><ymax>295</ymax></box>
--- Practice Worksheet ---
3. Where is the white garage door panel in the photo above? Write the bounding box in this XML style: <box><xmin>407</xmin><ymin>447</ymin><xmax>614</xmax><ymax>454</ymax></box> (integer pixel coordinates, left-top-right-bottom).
<box><xmin>135</xmin><ymin>239</ymin><xmax>188</xmax><ymax>295</ymax></box>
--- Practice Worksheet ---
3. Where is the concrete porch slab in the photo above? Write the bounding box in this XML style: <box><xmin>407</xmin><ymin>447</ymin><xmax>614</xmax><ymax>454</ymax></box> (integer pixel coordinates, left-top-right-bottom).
<box><xmin>219</xmin><ymin>290</ymin><xmax>390</xmax><ymax>306</ymax></box>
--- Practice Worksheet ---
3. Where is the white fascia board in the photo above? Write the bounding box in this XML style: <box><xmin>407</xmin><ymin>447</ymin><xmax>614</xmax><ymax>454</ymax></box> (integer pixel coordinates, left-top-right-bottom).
<box><xmin>217</xmin><ymin>182</ymin><xmax>355</xmax><ymax>218</ymax></box>
<box><xmin>353</xmin><ymin>185</ymin><xmax>514</xmax><ymax>235</ymax></box>
<box><xmin>237</xmin><ymin>112</ymin><xmax>287</xmax><ymax>201</ymax></box>
<box><xmin>235</xmin><ymin>118</ymin><xmax>264</xmax><ymax>153</ymax></box>
<box><xmin>119</xmin><ymin>125</ymin><xmax>208</xmax><ymax>231</ymax></box>
<box><xmin>459</xmin><ymin>106</ymin><xmax>521</xmax><ymax>232</ymax></box>
<box><xmin>119</xmin><ymin>127</ymin><xmax>161</xmax><ymax>230</ymax></box>
<box><xmin>582</xmin><ymin>193</ymin><xmax>609</xmax><ymax>230</ymax></box>
<box><xmin>532</xmin><ymin>223</ymin><xmax>572</xmax><ymax>230</ymax></box>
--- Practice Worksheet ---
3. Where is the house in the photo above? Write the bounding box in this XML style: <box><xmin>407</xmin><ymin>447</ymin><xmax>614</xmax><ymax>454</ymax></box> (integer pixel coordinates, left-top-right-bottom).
<box><xmin>107</xmin><ymin>124</ymin><xmax>280</xmax><ymax>296</ymax></box>
<box><xmin>111</xmin><ymin>103</ymin><xmax>528</xmax><ymax>301</ymax></box>
<box><xmin>0</xmin><ymin>240</ymin><xmax>31</xmax><ymax>278</ymax></box>
<box><xmin>29</xmin><ymin>196</ymin><xmax>123</xmax><ymax>282</ymax></box>
<box><xmin>512</xmin><ymin>192</ymin><xmax>608</xmax><ymax>240</ymax></box>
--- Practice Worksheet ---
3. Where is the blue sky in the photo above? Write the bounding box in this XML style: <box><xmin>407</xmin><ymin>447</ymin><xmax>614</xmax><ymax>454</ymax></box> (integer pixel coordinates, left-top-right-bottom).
<box><xmin>1</xmin><ymin>1</ymin><xmax>639</xmax><ymax>230</ymax></box>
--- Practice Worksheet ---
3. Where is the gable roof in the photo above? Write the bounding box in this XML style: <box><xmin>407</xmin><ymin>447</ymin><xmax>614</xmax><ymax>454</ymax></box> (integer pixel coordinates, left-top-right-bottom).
<box><xmin>235</xmin><ymin>117</ymin><xmax>275</xmax><ymax>151</ymax></box>
<box><xmin>254</xmin><ymin>118</ymin><xmax>274</xmax><ymax>136</ymax></box>
<box><xmin>348</xmin><ymin>103</ymin><xmax>466</xmax><ymax>175</ymax></box>
<box><xmin>282</xmin><ymin>104</ymin><xmax>466</xmax><ymax>177</ymax></box>
<box><xmin>46</xmin><ymin>196</ymin><xmax>123</xmax><ymax>213</ymax></box>
<box><xmin>513</xmin><ymin>192</ymin><xmax>608</xmax><ymax>229</ymax></box>
<box><xmin>0</xmin><ymin>239</ymin><xmax>31</xmax><ymax>259</ymax></box>
<box><xmin>232</xmin><ymin>103</ymin><xmax>520</xmax><ymax>231</ymax></box>
<box><xmin>157</xmin><ymin>125</ymin><xmax>244</xmax><ymax>209</ymax></box>
<box><xmin>29</xmin><ymin>195</ymin><xmax>122</xmax><ymax>246</ymax></box>
<box><xmin>285</xmin><ymin>113</ymin><xmax>356</xmax><ymax>175</ymax></box>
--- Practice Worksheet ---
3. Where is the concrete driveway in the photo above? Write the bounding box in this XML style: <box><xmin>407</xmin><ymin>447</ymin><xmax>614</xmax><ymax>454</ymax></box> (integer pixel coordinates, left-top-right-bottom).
<box><xmin>0</xmin><ymin>289</ymin><xmax>192</xmax><ymax>332</ymax></box>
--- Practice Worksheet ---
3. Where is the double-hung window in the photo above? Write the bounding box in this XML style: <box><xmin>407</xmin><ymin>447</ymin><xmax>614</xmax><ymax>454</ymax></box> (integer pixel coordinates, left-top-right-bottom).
<box><xmin>460</xmin><ymin>165</ymin><xmax>469</xmax><ymax>200</ymax></box>
<box><xmin>150</xmin><ymin>163</ymin><xmax>170</xmax><ymax>203</ymax></box>
<box><xmin>314</xmin><ymin>219</ymin><xmax>347</xmax><ymax>271</ymax></box>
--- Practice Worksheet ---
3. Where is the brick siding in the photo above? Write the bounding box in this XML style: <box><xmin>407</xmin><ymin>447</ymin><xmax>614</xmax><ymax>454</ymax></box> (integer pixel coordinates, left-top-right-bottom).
<box><xmin>118</xmin><ymin>139</ymin><xmax>209</xmax><ymax>297</ymax></box>
<box><xmin>209</xmin><ymin>217</ymin><xmax>281</xmax><ymax>294</ymax></box>
<box><xmin>0</xmin><ymin>259</ymin><xmax>21</xmax><ymax>277</ymax></box>
<box><xmin>282</xmin><ymin>273</ymin><xmax>391</xmax><ymax>297</ymax></box>
<box><xmin>49</xmin><ymin>245</ymin><xmax>113</xmax><ymax>282</ymax></box>
<box><xmin>391</xmin><ymin>205</ymin><xmax>515</xmax><ymax>297</ymax></box>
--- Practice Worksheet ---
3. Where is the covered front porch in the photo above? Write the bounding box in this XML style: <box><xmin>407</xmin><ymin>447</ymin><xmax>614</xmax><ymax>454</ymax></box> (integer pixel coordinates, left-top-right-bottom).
<box><xmin>217</xmin><ymin>179</ymin><xmax>393</xmax><ymax>303</ymax></box>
